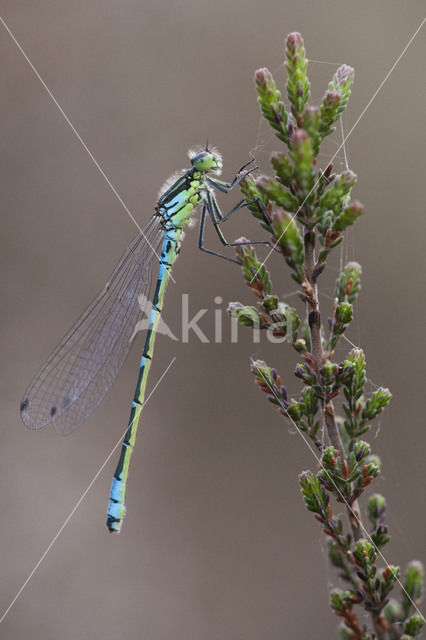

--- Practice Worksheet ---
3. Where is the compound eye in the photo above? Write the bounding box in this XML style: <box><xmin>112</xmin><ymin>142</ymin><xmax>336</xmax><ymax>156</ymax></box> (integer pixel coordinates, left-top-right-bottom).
<box><xmin>188</xmin><ymin>146</ymin><xmax>222</xmax><ymax>173</ymax></box>
<box><xmin>191</xmin><ymin>151</ymin><xmax>214</xmax><ymax>171</ymax></box>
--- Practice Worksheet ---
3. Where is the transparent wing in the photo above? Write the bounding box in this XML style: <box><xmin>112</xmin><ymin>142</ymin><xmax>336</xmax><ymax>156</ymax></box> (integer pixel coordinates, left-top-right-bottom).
<box><xmin>20</xmin><ymin>218</ymin><xmax>163</xmax><ymax>435</ymax></box>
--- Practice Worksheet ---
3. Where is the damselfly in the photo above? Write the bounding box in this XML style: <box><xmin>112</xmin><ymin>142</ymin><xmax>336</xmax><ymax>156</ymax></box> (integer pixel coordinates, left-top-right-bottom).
<box><xmin>20</xmin><ymin>146</ymin><xmax>258</xmax><ymax>532</ymax></box>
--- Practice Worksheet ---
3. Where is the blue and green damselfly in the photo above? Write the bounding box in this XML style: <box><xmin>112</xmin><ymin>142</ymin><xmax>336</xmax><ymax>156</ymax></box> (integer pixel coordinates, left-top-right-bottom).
<box><xmin>20</xmin><ymin>147</ymin><xmax>257</xmax><ymax>532</ymax></box>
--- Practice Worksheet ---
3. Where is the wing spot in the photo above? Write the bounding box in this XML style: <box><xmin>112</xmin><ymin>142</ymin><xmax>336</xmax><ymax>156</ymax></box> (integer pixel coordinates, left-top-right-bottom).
<box><xmin>20</xmin><ymin>399</ymin><xmax>29</xmax><ymax>412</ymax></box>
<box><xmin>50</xmin><ymin>406</ymin><xmax>57</xmax><ymax>417</ymax></box>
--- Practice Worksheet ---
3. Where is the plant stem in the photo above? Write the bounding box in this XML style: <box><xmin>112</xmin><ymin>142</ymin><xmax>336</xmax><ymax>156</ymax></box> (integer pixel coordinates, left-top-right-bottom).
<box><xmin>373</xmin><ymin>613</ymin><xmax>387</xmax><ymax>640</ymax></box>
<box><xmin>304</xmin><ymin>227</ymin><xmax>363</xmax><ymax>542</ymax></box>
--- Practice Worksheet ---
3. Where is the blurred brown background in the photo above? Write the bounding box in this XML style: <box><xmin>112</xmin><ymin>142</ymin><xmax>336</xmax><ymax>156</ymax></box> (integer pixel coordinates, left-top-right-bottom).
<box><xmin>0</xmin><ymin>1</ymin><xmax>425</xmax><ymax>638</ymax></box>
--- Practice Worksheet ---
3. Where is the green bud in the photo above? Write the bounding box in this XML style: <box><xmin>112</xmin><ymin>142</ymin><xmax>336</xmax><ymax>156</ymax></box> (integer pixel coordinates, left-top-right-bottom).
<box><xmin>322</xmin><ymin>446</ymin><xmax>339</xmax><ymax>470</ymax></box>
<box><xmin>368</xmin><ymin>493</ymin><xmax>386</xmax><ymax>528</ymax></box>
<box><xmin>318</xmin><ymin>171</ymin><xmax>357</xmax><ymax>218</ymax></box>
<box><xmin>302</xmin><ymin>106</ymin><xmax>321</xmax><ymax>156</ymax></box>
<box><xmin>363</xmin><ymin>387</ymin><xmax>392</xmax><ymax>421</ymax></box>
<box><xmin>339</xmin><ymin>624</ymin><xmax>355</xmax><ymax>640</ymax></box>
<box><xmin>365</xmin><ymin>459</ymin><xmax>380</xmax><ymax>480</ymax></box>
<box><xmin>262</xmin><ymin>294</ymin><xmax>278</xmax><ymax>313</ymax></box>
<box><xmin>330</xmin><ymin>589</ymin><xmax>353</xmax><ymax>613</ymax></box>
<box><xmin>294</xmin><ymin>337</ymin><xmax>308</xmax><ymax>353</ymax></box>
<box><xmin>255</xmin><ymin>67</ymin><xmax>288</xmax><ymax>143</ymax></box>
<box><xmin>270</xmin><ymin>208</ymin><xmax>304</xmax><ymax>264</ymax></box>
<box><xmin>266</xmin><ymin>302</ymin><xmax>300</xmax><ymax>342</ymax></box>
<box><xmin>270</xmin><ymin>151</ymin><xmax>293</xmax><ymax>187</ymax></box>
<box><xmin>329</xmin><ymin>64</ymin><xmax>354</xmax><ymax>107</ymax></box>
<box><xmin>319</xmin><ymin>64</ymin><xmax>354</xmax><ymax>138</ymax></box>
<box><xmin>320</xmin><ymin>91</ymin><xmax>342</xmax><ymax>138</ymax></box>
<box><xmin>343</xmin><ymin>348</ymin><xmax>366</xmax><ymax>401</ymax></box>
<box><xmin>328</xmin><ymin>267</ymin><xmax>361</xmax><ymax>350</ymax></box>
<box><xmin>283</xmin><ymin>304</ymin><xmax>300</xmax><ymax>341</ymax></box>
<box><xmin>234</xmin><ymin>240</ymin><xmax>272</xmax><ymax>297</ymax></box>
<box><xmin>301</xmin><ymin>386</ymin><xmax>318</xmax><ymax>414</ymax></box>
<box><xmin>290</xmin><ymin>129</ymin><xmax>315</xmax><ymax>198</ymax></box>
<box><xmin>353</xmin><ymin>539</ymin><xmax>377</xmax><ymax>567</ymax></box>
<box><xmin>368</xmin><ymin>491</ymin><xmax>390</xmax><ymax>549</ymax></box>
<box><xmin>355</xmin><ymin>440</ymin><xmax>370</xmax><ymax>459</ymax></box>
<box><xmin>285</xmin><ymin>32</ymin><xmax>310</xmax><ymax>118</ymax></box>
<box><xmin>402</xmin><ymin>561</ymin><xmax>424</xmax><ymax>618</ymax></box>
<box><xmin>227</xmin><ymin>302</ymin><xmax>266</xmax><ymax>328</ymax></box>
<box><xmin>381</xmin><ymin>565</ymin><xmax>400</xmax><ymax>593</ymax></box>
<box><xmin>384</xmin><ymin>598</ymin><xmax>404</xmax><ymax>623</ymax></box>
<box><xmin>250</xmin><ymin>360</ymin><xmax>289</xmax><ymax>411</ymax></box>
<box><xmin>336</xmin><ymin>302</ymin><xmax>353</xmax><ymax>325</ymax></box>
<box><xmin>335</xmin><ymin>200</ymin><xmax>363</xmax><ymax>231</ymax></box>
<box><xmin>365</xmin><ymin>454</ymin><xmax>381</xmax><ymax>472</ymax></box>
<box><xmin>239</xmin><ymin>174</ymin><xmax>270</xmax><ymax>227</ymax></box>
<box><xmin>405</xmin><ymin>615</ymin><xmax>423</xmax><ymax>636</ymax></box>
<box><xmin>256</xmin><ymin>175</ymin><xmax>299</xmax><ymax>211</ymax></box>
<box><xmin>299</xmin><ymin>470</ymin><xmax>329</xmax><ymax>515</ymax></box>
<box><xmin>321</xmin><ymin>360</ymin><xmax>339</xmax><ymax>386</ymax></box>
<box><xmin>328</xmin><ymin>542</ymin><xmax>345</xmax><ymax>569</ymax></box>
<box><xmin>295</xmin><ymin>362</ymin><xmax>317</xmax><ymax>386</ymax></box>
<box><xmin>287</xmin><ymin>399</ymin><xmax>302</xmax><ymax>421</ymax></box>
<box><xmin>336</xmin><ymin>262</ymin><xmax>362</xmax><ymax>304</ymax></box>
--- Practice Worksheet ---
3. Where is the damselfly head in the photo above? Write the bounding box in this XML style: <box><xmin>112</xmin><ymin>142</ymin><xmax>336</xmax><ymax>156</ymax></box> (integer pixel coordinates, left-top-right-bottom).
<box><xmin>188</xmin><ymin>146</ymin><xmax>222</xmax><ymax>174</ymax></box>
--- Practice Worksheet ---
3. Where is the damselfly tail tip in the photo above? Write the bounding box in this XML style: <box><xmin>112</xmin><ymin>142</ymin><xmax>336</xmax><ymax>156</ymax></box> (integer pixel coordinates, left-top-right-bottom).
<box><xmin>106</xmin><ymin>516</ymin><xmax>122</xmax><ymax>533</ymax></box>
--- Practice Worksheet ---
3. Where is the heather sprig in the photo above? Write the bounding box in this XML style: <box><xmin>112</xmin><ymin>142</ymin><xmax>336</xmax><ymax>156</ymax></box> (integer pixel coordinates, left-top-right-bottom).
<box><xmin>228</xmin><ymin>32</ymin><xmax>424</xmax><ymax>639</ymax></box>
